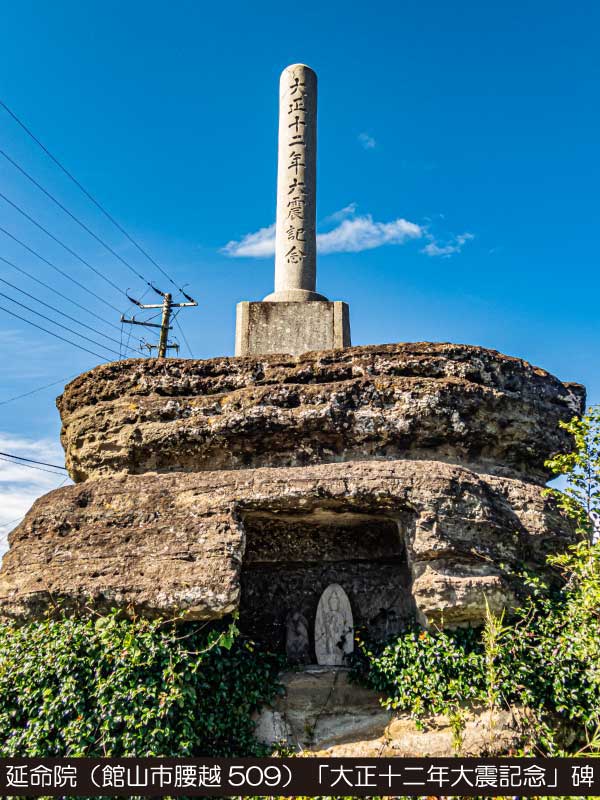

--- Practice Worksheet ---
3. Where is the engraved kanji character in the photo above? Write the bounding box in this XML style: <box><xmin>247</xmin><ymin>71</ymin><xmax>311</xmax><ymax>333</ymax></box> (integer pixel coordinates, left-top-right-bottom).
<box><xmin>288</xmin><ymin>178</ymin><xmax>306</xmax><ymax>195</ymax></box>
<box><xmin>288</xmin><ymin>115</ymin><xmax>305</xmax><ymax>134</ymax></box>
<box><xmin>289</xmin><ymin>76</ymin><xmax>305</xmax><ymax>95</ymax></box>
<box><xmin>288</xmin><ymin>151</ymin><xmax>305</xmax><ymax>174</ymax></box>
<box><xmin>295</xmin><ymin>227</ymin><xmax>306</xmax><ymax>241</ymax></box>
<box><xmin>287</xmin><ymin>198</ymin><xmax>305</xmax><ymax>220</ymax></box>
<box><xmin>286</xmin><ymin>245</ymin><xmax>305</xmax><ymax>264</ymax></box>
<box><xmin>288</xmin><ymin>96</ymin><xmax>306</xmax><ymax>113</ymax></box>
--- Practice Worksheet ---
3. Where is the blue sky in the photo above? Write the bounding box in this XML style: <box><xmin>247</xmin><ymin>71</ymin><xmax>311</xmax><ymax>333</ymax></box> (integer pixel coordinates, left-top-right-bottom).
<box><xmin>0</xmin><ymin>0</ymin><xmax>598</xmax><ymax>542</ymax></box>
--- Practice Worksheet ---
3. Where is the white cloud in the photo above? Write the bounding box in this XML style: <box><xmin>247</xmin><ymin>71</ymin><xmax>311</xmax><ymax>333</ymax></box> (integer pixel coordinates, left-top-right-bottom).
<box><xmin>358</xmin><ymin>132</ymin><xmax>376</xmax><ymax>150</ymax></box>
<box><xmin>0</xmin><ymin>433</ymin><xmax>70</xmax><ymax>557</ymax></box>
<box><xmin>222</xmin><ymin>223</ymin><xmax>276</xmax><ymax>258</ymax></box>
<box><xmin>322</xmin><ymin>203</ymin><xmax>358</xmax><ymax>224</ymax></box>
<box><xmin>317</xmin><ymin>215</ymin><xmax>423</xmax><ymax>253</ymax></box>
<box><xmin>222</xmin><ymin>210</ymin><xmax>424</xmax><ymax>258</ymax></box>
<box><xmin>421</xmin><ymin>232</ymin><xmax>475</xmax><ymax>257</ymax></box>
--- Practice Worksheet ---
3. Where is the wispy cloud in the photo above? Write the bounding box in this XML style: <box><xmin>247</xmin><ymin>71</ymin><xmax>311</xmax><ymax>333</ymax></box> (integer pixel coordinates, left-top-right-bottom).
<box><xmin>358</xmin><ymin>132</ymin><xmax>376</xmax><ymax>150</ymax></box>
<box><xmin>317</xmin><ymin>215</ymin><xmax>423</xmax><ymax>253</ymax></box>
<box><xmin>0</xmin><ymin>433</ymin><xmax>70</xmax><ymax>557</ymax></box>
<box><xmin>421</xmin><ymin>232</ymin><xmax>475</xmax><ymax>257</ymax></box>
<box><xmin>223</xmin><ymin>206</ymin><xmax>474</xmax><ymax>260</ymax></box>
<box><xmin>223</xmin><ymin>208</ymin><xmax>424</xmax><ymax>258</ymax></box>
<box><xmin>322</xmin><ymin>203</ymin><xmax>357</xmax><ymax>225</ymax></box>
<box><xmin>222</xmin><ymin>223</ymin><xmax>276</xmax><ymax>258</ymax></box>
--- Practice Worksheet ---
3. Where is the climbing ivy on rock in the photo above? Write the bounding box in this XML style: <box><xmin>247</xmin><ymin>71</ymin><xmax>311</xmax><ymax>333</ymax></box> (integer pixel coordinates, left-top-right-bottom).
<box><xmin>0</xmin><ymin>614</ymin><xmax>283</xmax><ymax>757</ymax></box>
<box><xmin>354</xmin><ymin>407</ymin><xmax>600</xmax><ymax>754</ymax></box>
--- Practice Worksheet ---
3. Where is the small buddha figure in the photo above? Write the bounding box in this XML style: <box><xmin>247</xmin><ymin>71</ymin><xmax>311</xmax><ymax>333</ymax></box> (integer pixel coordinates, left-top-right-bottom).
<box><xmin>285</xmin><ymin>611</ymin><xmax>310</xmax><ymax>665</ymax></box>
<box><xmin>314</xmin><ymin>584</ymin><xmax>354</xmax><ymax>666</ymax></box>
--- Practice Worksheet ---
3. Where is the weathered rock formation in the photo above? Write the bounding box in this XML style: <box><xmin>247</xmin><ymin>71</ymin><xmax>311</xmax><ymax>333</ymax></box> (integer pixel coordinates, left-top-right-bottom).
<box><xmin>0</xmin><ymin>342</ymin><xmax>585</xmax><ymax>648</ymax></box>
<box><xmin>254</xmin><ymin>667</ymin><xmax>526</xmax><ymax>756</ymax></box>
<box><xmin>57</xmin><ymin>342</ymin><xmax>583</xmax><ymax>484</ymax></box>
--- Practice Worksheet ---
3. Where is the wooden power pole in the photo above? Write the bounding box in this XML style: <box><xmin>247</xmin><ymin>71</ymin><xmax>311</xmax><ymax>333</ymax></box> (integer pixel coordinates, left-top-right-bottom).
<box><xmin>121</xmin><ymin>287</ymin><xmax>197</xmax><ymax>358</ymax></box>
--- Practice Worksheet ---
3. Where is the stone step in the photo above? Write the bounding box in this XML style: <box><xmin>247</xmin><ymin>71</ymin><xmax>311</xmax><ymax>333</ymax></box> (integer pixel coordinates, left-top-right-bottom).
<box><xmin>254</xmin><ymin>666</ymin><xmax>523</xmax><ymax>756</ymax></box>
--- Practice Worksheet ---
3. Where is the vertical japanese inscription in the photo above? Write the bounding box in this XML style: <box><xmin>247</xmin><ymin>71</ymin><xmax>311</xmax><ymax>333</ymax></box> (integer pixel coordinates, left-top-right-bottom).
<box><xmin>269</xmin><ymin>64</ymin><xmax>320</xmax><ymax>301</ymax></box>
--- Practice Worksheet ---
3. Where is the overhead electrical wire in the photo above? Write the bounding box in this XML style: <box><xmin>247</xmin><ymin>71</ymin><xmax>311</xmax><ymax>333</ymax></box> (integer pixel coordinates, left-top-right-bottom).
<box><xmin>0</xmin><ymin>290</ymin><xmax>120</xmax><ymax>358</ymax></box>
<box><xmin>174</xmin><ymin>313</ymin><xmax>194</xmax><ymax>358</ymax></box>
<box><xmin>0</xmin><ymin>516</ymin><xmax>24</xmax><ymax>529</ymax></box>
<box><xmin>0</xmin><ymin>99</ymin><xmax>193</xmax><ymax>298</ymax></box>
<box><xmin>0</xmin><ymin>100</ymin><xmax>194</xmax><ymax>358</ymax></box>
<box><xmin>0</xmin><ymin>374</ymin><xmax>78</xmax><ymax>407</ymax></box>
<box><xmin>0</xmin><ymin>450</ymin><xmax>67</xmax><ymax>470</ymax></box>
<box><xmin>0</xmin><ymin>226</ymin><xmax>121</xmax><ymax>314</ymax></box>
<box><xmin>0</xmin><ymin>302</ymin><xmax>113</xmax><ymax>361</ymax></box>
<box><xmin>0</xmin><ymin>149</ymin><xmax>164</xmax><ymax>291</ymax></box>
<box><xmin>0</xmin><ymin>252</ymin><xmax>122</xmax><ymax>332</ymax></box>
<box><xmin>0</xmin><ymin>273</ymin><xmax>141</xmax><ymax>355</ymax></box>
<box><xmin>0</xmin><ymin>191</ymin><xmax>126</xmax><ymax>298</ymax></box>
<box><xmin>0</xmin><ymin>453</ymin><xmax>65</xmax><ymax>476</ymax></box>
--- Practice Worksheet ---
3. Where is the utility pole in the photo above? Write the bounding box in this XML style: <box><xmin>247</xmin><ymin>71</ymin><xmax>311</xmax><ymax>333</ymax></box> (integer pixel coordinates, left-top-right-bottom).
<box><xmin>121</xmin><ymin>286</ymin><xmax>197</xmax><ymax>358</ymax></box>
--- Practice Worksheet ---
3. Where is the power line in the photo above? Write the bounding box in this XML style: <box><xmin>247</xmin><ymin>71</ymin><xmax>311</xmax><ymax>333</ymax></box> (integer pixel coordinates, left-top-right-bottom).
<box><xmin>0</xmin><ymin>454</ymin><xmax>65</xmax><ymax>476</ymax></box>
<box><xmin>0</xmin><ymin>272</ymin><xmax>141</xmax><ymax>356</ymax></box>
<box><xmin>0</xmin><ymin>148</ymin><xmax>161</xmax><ymax>290</ymax></box>
<box><xmin>0</xmin><ymin>302</ymin><xmax>112</xmax><ymax>361</ymax></box>
<box><xmin>0</xmin><ymin>450</ymin><xmax>67</xmax><ymax>470</ymax></box>
<box><xmin>0</xmin><ymin>190</ymin><xmax>126</xmax><ymax>298</ymax></box>
<box><xmin>0</xmin><ymin>289</ymin><xmax>119</xmax><ymax>358</ymax></box>
<box><xmin>0</xmin><ymin>251</ymin><xmax>122</xmax><ymax>332</ymax></box>
<box><xmin>174</xmin><ymin>314</ymin><xmax>194</xmax><ymax>358</ymax></box>
<box><xmin>0</xmin><ymin>226</ymin><xmax>121</xmax><ymax>314</ymax></box>
<box><xmin>0</xmin><ymin>516</ymin><xmax>24</xmax><ymax>529</ymax></box>
<box><xmin>0</xmin><ymin>98</ymin><xmax>192</xmax><ymax>298</ymax></box>
<box><xmin>0</xmin><ymin>375</ymin><xmax>78</xmax><ymax>407</ymax></box>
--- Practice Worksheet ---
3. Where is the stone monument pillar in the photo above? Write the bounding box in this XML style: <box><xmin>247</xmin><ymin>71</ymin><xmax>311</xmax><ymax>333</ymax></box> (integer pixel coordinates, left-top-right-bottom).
<box><xmin>235</xmin><ymin>64</ymin><xmax>351</xmax><ymax>357</ymax></box>
<box><xmin>264</xmin><ymin>64</ymin><xmax>323</xmax><ymax>302</ymax></box>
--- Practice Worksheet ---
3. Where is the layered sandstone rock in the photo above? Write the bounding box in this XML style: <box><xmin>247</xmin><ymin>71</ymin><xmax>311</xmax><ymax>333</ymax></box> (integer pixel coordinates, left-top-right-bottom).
<box><xmin>57</xmin><ymin>343</ymin><xmax>584</xmax><ymax>484</ymax></box>
<box><xmin>0</xmin><ymin>459</ymin><xmax>576</xmax><ymax>627</ymax></box>
<box><xmin>0</xmin><ymin>342</ymin><xmax>585</xmax><ymax>636</ymax></box>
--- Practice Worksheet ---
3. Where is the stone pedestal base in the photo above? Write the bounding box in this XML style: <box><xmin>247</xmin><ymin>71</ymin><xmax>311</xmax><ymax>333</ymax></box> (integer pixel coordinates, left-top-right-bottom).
<box><xmin>235</xmin><ymin>301</ymin><xmax>351</xmax><ymax>357</ymax></box>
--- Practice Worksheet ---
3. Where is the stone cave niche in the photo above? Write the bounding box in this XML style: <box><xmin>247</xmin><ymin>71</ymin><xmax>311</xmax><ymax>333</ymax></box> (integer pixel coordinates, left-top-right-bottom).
<box><xmin>239</xmin><ymin>508</ymin><xmax>414</xmax><ymax>657</ymax></box>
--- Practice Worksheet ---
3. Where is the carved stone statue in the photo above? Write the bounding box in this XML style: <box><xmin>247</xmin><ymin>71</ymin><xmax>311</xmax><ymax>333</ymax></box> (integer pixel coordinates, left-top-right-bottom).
<box><xmin>314</xmin><ymin>584</ymin><xmax>354</xmax><ymax>666</ymax></box>
<box><xmin>285</xmin><ymin>611</ymin><xmax>310</xmax><ymax>665</ymax></box>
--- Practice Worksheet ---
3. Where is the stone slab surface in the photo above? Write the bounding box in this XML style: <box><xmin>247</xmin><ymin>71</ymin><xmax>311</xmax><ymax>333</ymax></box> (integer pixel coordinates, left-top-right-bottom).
<box><xmin>254</xmin><ymin>668</ymin><xmax>525</xmax><ymax>755</ymax></box>
<box><xmin>235</xmin><ymin>300</ymin><xmax>350</xmax><ymax>357</ymax></box>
